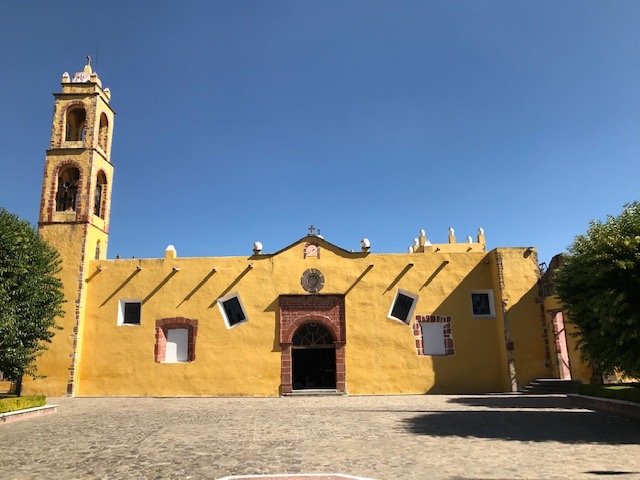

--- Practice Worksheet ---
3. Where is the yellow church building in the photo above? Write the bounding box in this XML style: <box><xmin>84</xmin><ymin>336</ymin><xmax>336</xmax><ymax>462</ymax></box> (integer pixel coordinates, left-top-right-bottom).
<box><xmin>24</xmin><ymin>62</ymin><xmax>580</xmax><ymax>397</ymax></box>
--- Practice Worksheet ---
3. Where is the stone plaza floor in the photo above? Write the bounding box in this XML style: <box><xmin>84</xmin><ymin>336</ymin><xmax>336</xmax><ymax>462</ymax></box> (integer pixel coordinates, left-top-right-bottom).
<box><xmin>0</xmin><ymin>394</ymin><xmax>639</xmax><ymax>479</ymax></box>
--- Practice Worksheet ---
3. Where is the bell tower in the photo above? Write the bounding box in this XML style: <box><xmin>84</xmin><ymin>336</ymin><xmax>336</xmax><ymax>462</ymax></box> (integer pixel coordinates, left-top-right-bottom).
<box><xmin>26</xmin><ymin>58</ymin><xmax>115</xmax><ymax>396</ymax></box>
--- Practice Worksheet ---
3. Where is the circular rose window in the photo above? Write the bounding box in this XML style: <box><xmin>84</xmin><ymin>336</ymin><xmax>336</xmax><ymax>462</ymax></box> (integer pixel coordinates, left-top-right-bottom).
<box><xmin>301</xmin><ymin>268</ymin><xmax>325</xmax><ymax>293</ymax></box>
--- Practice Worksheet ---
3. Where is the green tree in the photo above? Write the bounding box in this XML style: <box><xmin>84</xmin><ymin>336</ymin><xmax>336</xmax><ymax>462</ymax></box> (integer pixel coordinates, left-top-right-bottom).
<box><xmin>0</xmin><ymin>209</ymin><xmax>64</xmax><ymax>395</ymax></box>
<box><xmin>555</xmin><ymin>202</ymin><xmax>640</xmax><ymax>378</ymax></box>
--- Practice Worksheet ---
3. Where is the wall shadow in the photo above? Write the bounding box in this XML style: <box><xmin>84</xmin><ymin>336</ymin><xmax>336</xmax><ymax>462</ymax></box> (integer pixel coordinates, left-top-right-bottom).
<box><xmin>176</xmin><ymin>268</ymin><xmax>217</xmax><ymax>307</ymax></box>
<box><xmin>208</xmin><ymin>265</ymin><xmax>253</xmax><ymax>308</ymax></box>
<box><xmin>448</xmin><ymin>394</ymin><xmax>574</xmax><ymax>410</ymax></box>
<box><xmin>263</xmin><ymin>297</ymin><xmax>281</xmax><ymax>353</ymax></box>
<box><xmin>344</xmin><ymin>264</ymin><xmax>374</xmax><ymax>296</ymax></box>
<box><xmin>142</xmin><ymin>270</ymin><xmax>178</xmax><ymax>305</ymax></box>
<box><xmin>100</xmin><ymin>269</ymin><xmax>141</xmax><ymax>307</ymax></box>
<box><xmin>424</xmin><ymin>252</ymin><xmax>551</xmax><ymax>393</ymax></box>
<box><xmin>401</xmin><ymin>407</ymin><xmax>640</xmax><ymax>444</ymax></box>
<box><xmin>419</xmin><ymin>260</ymin><xmax>449</xmax><ymax>291</ymax></box>
<box><xmin>424</xmin><ymin>259</ymin><xmax>501</xmax><ymax>393</ymax></box>
<box><xmin>384</xmin><ymin>263</ymin><xmax>414</xmax><ymax>293</ymax></box>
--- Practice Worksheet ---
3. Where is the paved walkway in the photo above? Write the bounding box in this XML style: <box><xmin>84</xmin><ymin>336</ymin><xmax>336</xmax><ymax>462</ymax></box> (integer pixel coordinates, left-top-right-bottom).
<box><xmin>0</xmin><ymin>394</ymin><xmax>639</xmax><ymax>479</ymax></box>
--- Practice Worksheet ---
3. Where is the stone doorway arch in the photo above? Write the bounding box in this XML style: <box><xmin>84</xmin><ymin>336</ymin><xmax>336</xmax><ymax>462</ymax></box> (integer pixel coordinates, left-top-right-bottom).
<box><xmin>292</xmin><ymin>323</ymin><xmax>336</xmax><ymax>390</ymax></box>
<box><xmin>279</xmin><ymin>295</ymin><xmax>346</xmax><ymax>394</ymax></box>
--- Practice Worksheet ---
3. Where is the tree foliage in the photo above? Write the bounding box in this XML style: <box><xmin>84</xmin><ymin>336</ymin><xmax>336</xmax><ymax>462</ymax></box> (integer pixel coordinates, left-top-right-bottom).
<box><xmin>0</xmin><ymin>209</ymin><xmax>64</xmax><ymax>391</ymax></box>
<box><xmin>555</xmin><ymin>202</ymin><xmax>640</xmax><ymax>377</ymax></box>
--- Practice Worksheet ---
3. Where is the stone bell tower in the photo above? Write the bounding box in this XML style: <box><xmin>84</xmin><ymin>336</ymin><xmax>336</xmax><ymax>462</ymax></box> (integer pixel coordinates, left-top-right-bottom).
<box><xmin>25</xmin><ymin>58</ymin><xmax>115</xmax><ymax>396</ymax></box>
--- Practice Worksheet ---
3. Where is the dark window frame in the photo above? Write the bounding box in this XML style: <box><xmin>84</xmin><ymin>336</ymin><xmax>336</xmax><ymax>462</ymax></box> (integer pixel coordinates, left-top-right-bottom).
<box><xmin>471</xmin><ymin>290</ymin><xmax>496</xmax><ymax>318</ymax></box>
<box><xmin>387</xmin><ymin>289</ymin><xmax>419</xmax><ymax>324</ymax></box>
<box><xmin>119</xmin><ymin>300</ymin><xmax>142</xmax><ymax>325</ymax></box>
<box><xmin>217</xmin><ymin>292</ymin><xmax>248</xmax><ymax>328</ymax></box>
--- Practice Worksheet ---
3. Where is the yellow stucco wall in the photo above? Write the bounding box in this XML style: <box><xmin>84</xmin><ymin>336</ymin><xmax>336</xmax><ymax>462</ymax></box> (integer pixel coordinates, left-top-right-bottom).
<box><xmin>498</xmin><ymin>249</ymin><xmax>552</xmax><ymax>387</ymax></box>
<box><xmin>23</xmin><ymin>224</ymin><xmax>86</xmax><ymax>396</ymax></box>
<box><xmin>32</xmin><ymin>238</ymin><xmax>546</xmax><ymax>397</ymax></box>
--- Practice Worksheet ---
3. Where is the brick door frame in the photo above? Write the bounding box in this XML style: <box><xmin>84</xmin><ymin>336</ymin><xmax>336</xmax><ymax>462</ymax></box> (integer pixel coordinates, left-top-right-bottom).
<box><xmin>279</xmin><ymin>295</ymin><xmax>346</xmax><ymax>394</ymax></box>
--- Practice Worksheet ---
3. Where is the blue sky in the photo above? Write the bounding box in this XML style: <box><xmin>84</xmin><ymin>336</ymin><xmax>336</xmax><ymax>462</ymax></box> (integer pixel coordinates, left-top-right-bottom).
<box><xmin>1</xmin><ymin>1</ymin><xmax>639</xmax><ymax>263</ymax></box>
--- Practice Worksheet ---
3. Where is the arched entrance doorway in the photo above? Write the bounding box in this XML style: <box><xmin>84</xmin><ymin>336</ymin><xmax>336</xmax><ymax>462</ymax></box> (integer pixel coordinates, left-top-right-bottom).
<box><xmin>279</xmin><ymin>295</ymin><xmax>346</xmax><ymax>394</ymax></box>
<box><xmin>292</xmin><ymin>323</ymin><xmax>336</xmax><ymax>390</ymax></box>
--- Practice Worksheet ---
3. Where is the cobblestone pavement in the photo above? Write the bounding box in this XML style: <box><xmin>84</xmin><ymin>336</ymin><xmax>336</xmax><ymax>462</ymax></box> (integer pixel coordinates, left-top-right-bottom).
<box><xmin>1</xmin><ymin>394</ymin><xmax>639</xmax><ymax>480</ymax></box>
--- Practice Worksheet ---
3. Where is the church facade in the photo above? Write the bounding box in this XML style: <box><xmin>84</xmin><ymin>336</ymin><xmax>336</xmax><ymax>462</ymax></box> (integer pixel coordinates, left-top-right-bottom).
<box><xmin>25</xmin><ymin>63</ymin><xmax>571</xmax><ymax>397</ymax></box>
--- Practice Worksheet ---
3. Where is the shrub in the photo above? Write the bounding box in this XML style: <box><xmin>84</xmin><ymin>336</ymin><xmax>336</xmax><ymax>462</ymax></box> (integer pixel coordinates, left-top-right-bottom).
<box><xmin>0</xmin><ymin>395</ymin><xmax>46</xmax><ymax>414</ymax></box>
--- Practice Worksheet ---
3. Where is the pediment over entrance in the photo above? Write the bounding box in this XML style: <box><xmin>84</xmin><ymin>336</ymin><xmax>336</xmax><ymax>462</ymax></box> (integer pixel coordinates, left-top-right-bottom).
<box><xmin>279</xmin><ymin>295</ymin><xmax>345</xmax><ymax>345</ymax></box>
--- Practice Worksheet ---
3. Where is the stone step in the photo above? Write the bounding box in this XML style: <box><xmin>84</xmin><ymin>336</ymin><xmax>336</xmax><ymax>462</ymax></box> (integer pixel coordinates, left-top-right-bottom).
<box><xmin>521</xmin><ymin>378</ymin><xmax>581</xmax><ymax>394</ymax></box>
<box><xmin>285</xmin><ymin>389</ymin><xmax>345</xmax><ymax>397</ymax></box>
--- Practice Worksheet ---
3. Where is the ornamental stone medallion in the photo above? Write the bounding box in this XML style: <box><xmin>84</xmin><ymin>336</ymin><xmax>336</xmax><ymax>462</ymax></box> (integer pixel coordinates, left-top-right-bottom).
<box><xmin>301</xmin><ymin>268</ymin><xmax>325</xmax><ymax>293</ymax></box>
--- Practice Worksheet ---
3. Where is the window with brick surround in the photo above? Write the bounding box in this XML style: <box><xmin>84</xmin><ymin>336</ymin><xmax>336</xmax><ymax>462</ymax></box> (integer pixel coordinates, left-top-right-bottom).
<box><xmin>217</xmin><ymin>292</ymin><xmax>248</xmax><ymax>328</ymax></box>
<box><xmin>117</xmin><ymin>300</ymin><xmax>141</xmax><ymax>325</ymax></box>
<box><xmin>387</xmin><ymin>289</ymin><xmax>419</xmax><ymax>324</ymax></box>
<box><xmin>155</xmin><ymin>318</ymin><xmax>198</xmax><ymax>363</ymax></box>
<box><xmin>471</xmin><ymin>290</ymin><xmax>496</xmax><ymax>318</ymax></box>
<box><xmin>414</xmin><ymin>315</ymin><xmax>455</xmax><ymax>356</ymax></box>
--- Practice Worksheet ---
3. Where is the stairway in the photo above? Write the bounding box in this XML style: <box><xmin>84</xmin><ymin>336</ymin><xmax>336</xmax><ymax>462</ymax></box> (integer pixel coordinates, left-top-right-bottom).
<box><xmin>520</xmin><ymin>378</ymin><xmax>581</xmax><ymax>394</ymax></box>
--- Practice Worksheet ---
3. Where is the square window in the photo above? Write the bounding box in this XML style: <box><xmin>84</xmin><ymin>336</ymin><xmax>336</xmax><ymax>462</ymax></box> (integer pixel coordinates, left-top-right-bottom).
<box><xmin>217</xmin><ymin>293</ymin><xmax>248</xmax><ymax>328</ymax></box>
<box><xmin>118</xmin><ymin>300</ymin><xmax>141</xmax><ymax>325</ymax></box>
<box><xmin>471</xmin><ymin>290</ymin><xmax>495</xmax><ymax>318</ymax></box>
<box><xmin>387</xmin><ymin>289</ymin><xmax>419</xmax><ymax>324</ymax></box>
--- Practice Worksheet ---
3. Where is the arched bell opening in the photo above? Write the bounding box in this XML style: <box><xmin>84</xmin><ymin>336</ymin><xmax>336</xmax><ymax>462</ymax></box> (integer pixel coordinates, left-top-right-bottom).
<box><xmin>55</xmin><ymin>166</ymin><xmax>80</xmax><ymax>212</ymax></box>
<box><xmin>98</xmin><ymin>113</ymin><xmax>109</xmax><ymax>152</ymax></box>
<box><xmin>291</xmin><ymin>322</ymin><xmax>336</xmax><ymax>390</ymax></box>
<box><xmin>94</xmin><ymin>171</ymin><xmax>107</xmax><ymax>218</ymax></box>
<box><xmin>65</xmin><ymin>106</ymin><xmax>86</xmax><ymax>141</ymax></box>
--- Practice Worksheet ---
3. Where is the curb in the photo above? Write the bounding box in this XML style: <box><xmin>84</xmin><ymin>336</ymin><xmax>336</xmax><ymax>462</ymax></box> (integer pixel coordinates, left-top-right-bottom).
<box><xmin>0</xmin><ymin>405</ymin><xmax>58</xmax><ymax>424</ymax></box>
<box><xmin>217</xmin><ymin>476</ymin><xmax>374</xmax><ymax>480</ymax></box>
<box><xmin>568</xmin><ymin>394</ymin><xmax>640</xmax><ymax>418</ymax></box>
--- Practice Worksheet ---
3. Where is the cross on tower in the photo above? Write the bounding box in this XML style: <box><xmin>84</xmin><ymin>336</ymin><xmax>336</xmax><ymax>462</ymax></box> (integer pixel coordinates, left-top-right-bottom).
<box><xmin>308</xmin><ymin>225</ymin><xmax>316</xmax><ymax>236</ymax></box>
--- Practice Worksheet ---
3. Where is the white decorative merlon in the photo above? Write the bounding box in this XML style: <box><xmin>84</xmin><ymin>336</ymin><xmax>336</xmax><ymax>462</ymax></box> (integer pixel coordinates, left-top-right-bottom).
<box><xmin>419</xmin><ymin>229</ymin><xmax>427</xmax><ymax>247</ymax></box>
<box><xmin>253</xmin><ymin>241</ymin><xmax>263</xmax><ymax>254</ymax></box>
<box><xmin>165</xmin><ymin>244</ymin><xmax>177</xmax><ymax>260</ymax></box>
<box><xmin>360</xmin><ymin>238</ymin><xmax>371</xmax><ymax>252</ymax></box>
<box><xmin>477</xmin><ymin>227</ymin><xmax>486</xmax><ymax>245</ymax></box>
